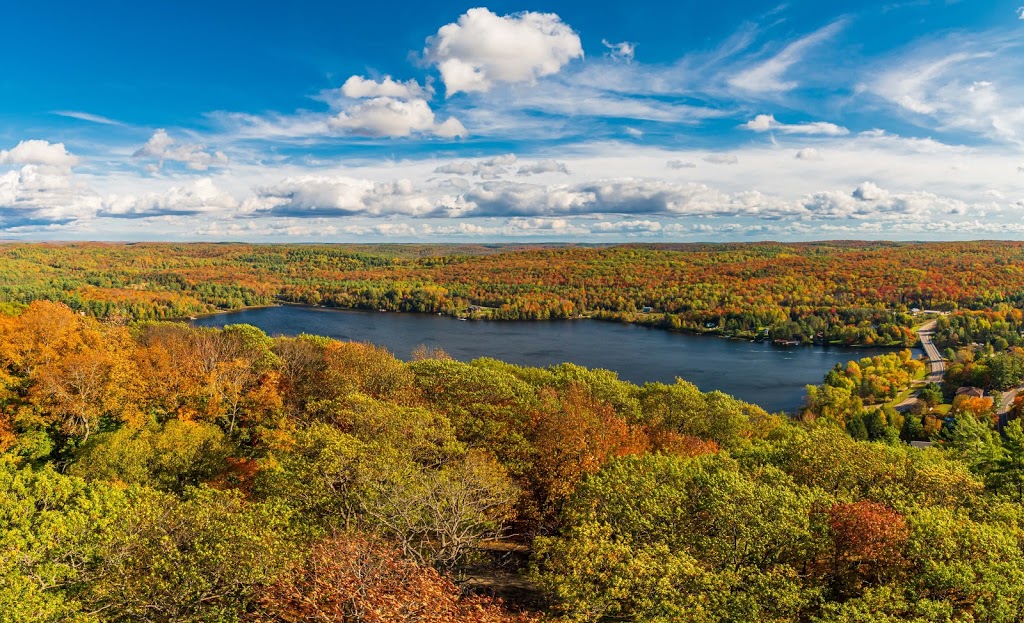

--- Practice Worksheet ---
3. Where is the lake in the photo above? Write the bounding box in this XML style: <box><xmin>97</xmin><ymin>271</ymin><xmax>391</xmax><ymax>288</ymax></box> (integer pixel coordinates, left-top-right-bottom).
<box><xmin>192</xmin><ymin>306</ymin><xmax>910</xmax><ymax>414</ymax></box>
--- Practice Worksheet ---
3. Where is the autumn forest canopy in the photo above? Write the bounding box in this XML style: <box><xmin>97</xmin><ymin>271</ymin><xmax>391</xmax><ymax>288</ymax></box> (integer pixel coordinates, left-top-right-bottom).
<box><xmin>5</xmin><ymin>242</ymin><xmax>1024</xmax><ymax>621</ymax></box>
<box><xmin>3</xmin><ymin>240</ymin><xmax>1024</xmax><ymax>348</ymax></box>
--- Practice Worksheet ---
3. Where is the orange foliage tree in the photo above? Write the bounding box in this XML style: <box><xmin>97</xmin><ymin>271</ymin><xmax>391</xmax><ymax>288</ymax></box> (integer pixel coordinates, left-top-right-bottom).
<box><xmin>255</xmin><ymin>532</ymin><xmax>538</xmax><ymax>623</ymax></box>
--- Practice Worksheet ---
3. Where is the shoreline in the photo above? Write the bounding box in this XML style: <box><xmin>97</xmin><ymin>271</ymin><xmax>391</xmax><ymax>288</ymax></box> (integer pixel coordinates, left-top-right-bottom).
<box><xmin>185</xmin><ymin>300</ymin><xmax>921</xmax><ymax>353</ymax></box>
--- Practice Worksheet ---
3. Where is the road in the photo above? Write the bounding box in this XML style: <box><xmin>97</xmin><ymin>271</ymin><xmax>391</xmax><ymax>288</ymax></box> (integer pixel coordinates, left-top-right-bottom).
<box><xmin>997</xmin><ymin>387</ymin><xmax>1018</xmax><ymax>430</ymax></box>
<box><xmin>917</xmin><ymin>320</ymin><xmax>946</xmax><ymax>384</ymax></box>
<box><xmin>894</xmin><ymin>320</ymin><xmax>944</xmax><ymax>412</ymax></box>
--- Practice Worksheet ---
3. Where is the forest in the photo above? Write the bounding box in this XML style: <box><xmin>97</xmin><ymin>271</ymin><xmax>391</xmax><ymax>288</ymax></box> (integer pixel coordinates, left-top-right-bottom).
<box><xmin>5</xmin><ymin>301</ymin><xmax>1024</xmax><ymax>621</ymax></box>
<box><xmin>4</xmin><ymin>241</ymin><xmax>1024</xmax><ymax>347</ymax></box>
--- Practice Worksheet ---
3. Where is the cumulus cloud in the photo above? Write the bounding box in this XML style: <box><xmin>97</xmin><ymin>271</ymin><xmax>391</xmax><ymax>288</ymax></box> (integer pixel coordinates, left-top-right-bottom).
<box><xmin>743</xmin><ymin>114</ymin><xmax>849</xmax><ymax>136</ymax></box>
<box><xmin>799</xmin><ymin>182</ymin><xmax>963</xmax><ymax>220</ymax></box>
<box><xmin>0</xmin><ymin>140</ymin><xmax>79</xmax><ymax>170</ymax></box>
<box><xmin>433</xmin><ymin>161</ymin><xmax>476</xmax><ymax>175</ymax></box>
<box><xmin>504</xmin><ymin>217</ymin><xmax>586</xmax><ymax>234</ymax></box>
<box><xmin>795</xmin><ymin>148</ymin><xmax>822</xmax><ymax>161</ymax></box>
<box><xmin>457</xmin><ymin>181</ymin><xmax>593</xmax><ymax>217</ymax></box>
<box><xmin>434</xmin><ymin>117</ymin><xmax>469</xmax><ymax>138</ymax></box>
<box><xmin>330</xmin><ymin>97</ymin><xmax>467</xmax><ymax>138</ymax></box>
<box><xmin>602</xmin><ymin>39</ymin><xmax>635</xmax><ymax>63</ymax></box>
<box><xmin>703</xmin><ymin>154</ymin><xmax>739</xmax><ymax>165</ymax></box>
<box><xmin>340</xmin><ymin>75</ymin><xmax>427</xmax><ymax>99</ymax></box>
<box><xmin>133</xmin><ymin>130</ymin><xmax>229</xmax><ymax>171</ymax></box>
<box><xmin>0</xmin><ymin>164</ymin><xmax>100</xmax><ymax>229</ymax></box>
<box><xmin>424</xmin><ymin>7</ymin><xmax>583</xmax><ymax>95</ymax></box>
<box><xmin>249</xmin><ymin>176</ymin><xmax>440</xmax><ymax>218</ymax></box>
<box><xmin>330</xmin><ymin>76</ymin><xmax>465</xmax><ymax>138</ymax></box>
<box><xmin>434</xmin><ymin>154</ymin><xmax>517</xmax><ymax>178</ymax></box>
<box><xmin>578</xmin><ymin>179</ymin><xmax>710</xmax><ymax>215</ymax></box>
<box><xmin>517</xmin><ymin>159</ymin><xmax>571</xmax><ymax>175</ymax></box>
<box><xmin>666</xmin><ymin>160</ymin><xmax>696</xmax><ymax>169</ymax></box>
<box><xmin>852</xmin><ymin>181</ymin><xmax>887</xmax><ymax>201</ymax></box>
<box><xmin>452</xmin><ymin>178</ymin><xmax>801</xmax><ymax>219</ymax></box>
<box><xmin>0</xmin><ymin>140</ymin><xmax>106</xmax><ymax>229</ymax></box>
<box><xmin>102</xmin><ymin>179</ymin><xmax>238</xmax><ymax>218</ymax></box>
<box><xmin>1018</xmin><ymin>5</ymin><xmax>1024</xmax><ymax>19</ymax></box>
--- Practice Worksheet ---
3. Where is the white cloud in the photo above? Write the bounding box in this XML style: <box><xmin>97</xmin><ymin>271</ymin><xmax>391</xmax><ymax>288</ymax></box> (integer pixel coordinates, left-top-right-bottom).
<box><xmin>52</xmin><ymin>110</ymin><xmax>123</xmax><ymax>126</ymax></box>
<box><xmin>133</xmin><ymin>129</ymin><xmax>229</xmax><ymax>171</ymax></box>
<box><xmin>591</xmin><ymin>220</ymin><xmax>662</xmax><ymax>233</ymax></box>
<box><xmin>728</xmin><ymin>20</ymin><xmax>845</xmax><ymax>93</ymax></box>
<box><xmin>742</xmin><ymin>114</ymin><xmax>849</xmax><ymax>136</ymax></box>
<box><xmin>206</xmin><ymin>111</ymin><xmax>332</xmax><ymax>142</ymax></box>
<box><xmin>864</xmin><ymin>38</ymin><xmax>1024</xmax><ymax>144</ymax></box>
<box><xmin>457</xmin><ymin>181</ymin><xmax>593</xmax><ymax>217</ymax></box>
<box><xmin>0</xmin><ymin>140</ymin><xmax>100</xmax><ymax>229</ymax></box>
<box><xmin>102</xmin><ymin>179</ymin><xmax>238</xmax><ymax>218</ymax></box>
<box><xmin>870</xmin><ymin>51</ymin><xmax>981</xmax><ymax>116</ymax></box>
<box><xmin>435</xmin><ymin>117</ymin><xmax>469</xmax><ymax>138</ymax></box>
<box><xmin>424</xmin><ymin>7</ymin><xmax>583</xmax><ymax>95</ymax></box>
<box><xmin>852</xmin><ymin>181</ymin><xmax>887</xmax><ymax>201</ymax></box>
<box><xmin>330</xmin><ymin>97</ymin><xmax>466</xmax><ymax>138</ymax></box>
<box><xmin>602</xmin><ymin>39</ymin><xmax>635</xmax><ymax>63</ymax></box>
<box><xmin>433</xmin><ymin>161</ymin><xmax>475</xmax><ymax>175</ymax></box>
<box><xmin>134</xmin><ymin>130</ymin><xmax>174</xmax><ymax>158</ymax></box>
<box><xmin>340</xmin><ymin>75</ymin><xmax>427</xmax><ymax>99</ymax></box>
<box><xmin>517</xmin><ymin>159</ymin><xmax>571</xmax><ymax>175</ymax></box>
<box><xmin>703</xmin><ymin>154</ymin><xmax>739</xmax><ymax>165</ymax></box>
<box><xmin>8</xmin><ymin>125</ymin><xmax>1021</xmax><ymax>241</ymax></box>
<box><xmin>799</xmin><ymin>182</ymin><xmax>967</xmax><ymax>221</ymax></box>
<box><xmin>434</xmin><ymin>154</ymin><xmax>517</xmax><ymax>178</ymax></box>
<box><xmin>1017</xmin><ymin>5</ymin><xmax>1024</xmax><ymax>19</ymax></box>
<box><xmin>795</xmin><ymin>148</ymin><xmax>822</xmax><ymax>161</ymax></box>
<box><xmin>0</xmin><ymin>140</ymin><xmax>80</xmax><ymax>170</ymax></box>
<box><xmin>666</xmin><ymin>160</ymin><xmax>696</xmax><ymax>169</ymax></box>
<box><xmin>453</xmin><ymin>178</ymin><xmax>801</xmax><ymax>219</ymax></box>
<box><xmin>249</xmin><ymin>175</ymin><xmax>439</xmax><ymax>217</ymax></box>
<box><xmin>0</xmin><ymin>164</ymin><xmax>100</xmax><ymax>228</ymax></box>
<box><xmin>504</xmin><ymin>217</ymin><xmax>587</xmax><ymax>234</ymax></box>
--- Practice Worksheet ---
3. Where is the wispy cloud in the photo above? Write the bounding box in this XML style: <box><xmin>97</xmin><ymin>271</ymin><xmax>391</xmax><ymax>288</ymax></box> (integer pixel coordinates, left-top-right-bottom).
<box><xmin>728</xmin><ymin>19</ymin><xmax>846</xmax><ymax>93</ymax></box>
<box><xmin>742</xmin><ymin>114</ymin><xmax>849</xmax><ymax>136</ymax></box>
<box><xmin>52</xmin><ymin>110</ymin><xmax>124</xmax><ymax>126</ymax></box>
<box><xmin>862</xmin><ymin>33</ymin><xmax>1024</xmax><ymax>144</ymax></box>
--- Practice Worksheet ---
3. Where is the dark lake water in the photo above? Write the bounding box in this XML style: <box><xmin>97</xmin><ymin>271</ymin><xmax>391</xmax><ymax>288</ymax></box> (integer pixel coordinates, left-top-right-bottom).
<box><xmin>192</xmin><ymin>306</ymin><xmax>911</xmax><ymax>414</ymax></box>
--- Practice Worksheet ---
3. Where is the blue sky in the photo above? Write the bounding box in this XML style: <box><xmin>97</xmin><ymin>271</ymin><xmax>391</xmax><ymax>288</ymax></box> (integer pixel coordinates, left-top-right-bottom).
<box><xmin>2</xmin><ymin>0</ymin><xmax>1023</xmax><ymax>241</ymax></box>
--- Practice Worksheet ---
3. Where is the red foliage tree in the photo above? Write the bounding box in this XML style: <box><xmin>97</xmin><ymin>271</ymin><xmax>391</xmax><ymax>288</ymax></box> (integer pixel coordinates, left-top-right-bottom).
<box><xmin>827</xmin><ymin>501</ymin><xmax>909</xmax><ymax>597</ymax></box>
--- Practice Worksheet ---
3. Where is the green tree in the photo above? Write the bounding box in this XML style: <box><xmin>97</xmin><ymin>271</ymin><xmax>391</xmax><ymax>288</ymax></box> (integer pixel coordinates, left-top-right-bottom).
<box><xmin>941</xmin><ymin>412</ymin><xmax>1003</xmax><ymax>475</ymax></box>
<box><xmin>990</xmin><ymin>419</ymin><xmax>1024</xmax><ymax>501</ymax></box>
<box><xmin>532</xmin><ymin>453</ymin><xmax>822</xmax><ymax>622</ymax></box>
